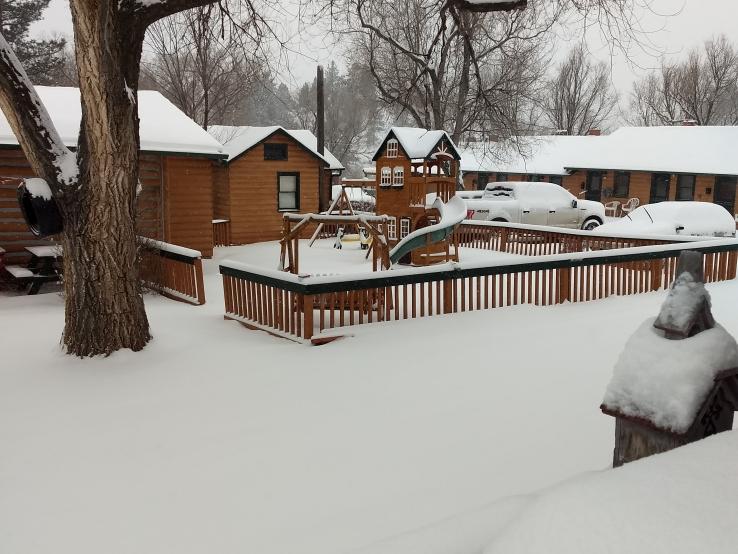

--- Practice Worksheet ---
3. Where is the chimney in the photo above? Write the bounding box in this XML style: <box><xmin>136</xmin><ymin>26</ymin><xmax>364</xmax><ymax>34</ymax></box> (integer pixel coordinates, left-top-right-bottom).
<box><xmin>587</xmin><ymin>129</ymin><xmax>601</xmax><ymax>136</ymax></box>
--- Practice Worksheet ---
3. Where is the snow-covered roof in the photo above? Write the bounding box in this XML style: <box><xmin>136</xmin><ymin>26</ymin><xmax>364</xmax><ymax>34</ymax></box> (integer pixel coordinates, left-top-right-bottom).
<box><xmin>208</xmin><ymin>125</ymin><xmax>345</xmax><ymax>170</ymax></box>
<box><xmin>372</xmin><ymin>127</ymin><xmax>461</xmax><ymax>161</ymax></box>
<box><xmin>0</xmin><ymin>86</ymin><xmax>225</xmax><ymax>158</ymax></box>
<box><xmin>460</xmin><ymin>135</ymin><xmax>600</xmax><ymax>176</ymax></box>
<box><xmin>462</xmin><ymin>127</ymin><xmax>738</xmax><ymax>177</ymax></box>
<box><xmin>566</xmin><ymin>126</ymin><xmax>738</xmax><ymax>175</ymax></box>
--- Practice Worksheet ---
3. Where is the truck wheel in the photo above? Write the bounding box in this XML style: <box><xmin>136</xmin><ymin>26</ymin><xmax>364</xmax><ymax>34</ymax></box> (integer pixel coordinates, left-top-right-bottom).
<box><xmin>582</xmin><ymin>218</ymin><xmax>601</xmax><ymax>231</ymax></box>
<box><xmin>492</xmin><ymin>218</ymin><xmax>508</xmax><ymax>223</ymax></box>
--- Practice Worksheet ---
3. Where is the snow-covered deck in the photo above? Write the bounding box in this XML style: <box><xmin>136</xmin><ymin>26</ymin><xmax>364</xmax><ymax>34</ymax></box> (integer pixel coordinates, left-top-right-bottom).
<box><xmin>2</xmin><ymin>250</ymin><xmax>738</xmax><ymax>553</ymax></box>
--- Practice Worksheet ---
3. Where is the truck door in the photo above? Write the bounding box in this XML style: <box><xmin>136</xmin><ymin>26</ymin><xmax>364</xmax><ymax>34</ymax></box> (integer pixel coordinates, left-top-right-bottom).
<box><xmin>519</xmin><ymin>184</ymin><xmax>548</xmax><ymax>225</ymax></box>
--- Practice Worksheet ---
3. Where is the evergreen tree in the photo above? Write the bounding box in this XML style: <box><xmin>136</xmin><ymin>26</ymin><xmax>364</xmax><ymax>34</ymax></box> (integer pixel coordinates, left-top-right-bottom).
<box><xmin>0</xmin><ymin>0</ymin><xmax>65</xmax><ymax>84</ymax></box>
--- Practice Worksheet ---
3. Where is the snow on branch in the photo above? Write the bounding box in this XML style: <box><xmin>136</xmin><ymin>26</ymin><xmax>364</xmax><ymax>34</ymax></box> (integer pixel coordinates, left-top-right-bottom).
<box><xmin>131</xmin><ymin>0</ymin><xmax>219</xmax><ymax>25</ymax></box>
<box><xmin>0</xmin><ymin>33</ymin><xmax>77</xmax><ymax>188</ymax></box>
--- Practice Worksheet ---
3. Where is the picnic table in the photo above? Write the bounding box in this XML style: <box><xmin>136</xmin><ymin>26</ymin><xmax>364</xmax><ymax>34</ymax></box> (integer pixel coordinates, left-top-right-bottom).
<box><xmin>3</xmin><ymin>245</ymin><xmax>63</xmax><ymax>294</ymax></box>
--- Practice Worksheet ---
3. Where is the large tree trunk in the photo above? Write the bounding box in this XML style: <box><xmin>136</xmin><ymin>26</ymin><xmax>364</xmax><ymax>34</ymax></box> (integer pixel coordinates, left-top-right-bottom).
<box><xmin>59</xmin><ymin>1</ymin><xmax>150</xmax><ymax>355</ymax></box>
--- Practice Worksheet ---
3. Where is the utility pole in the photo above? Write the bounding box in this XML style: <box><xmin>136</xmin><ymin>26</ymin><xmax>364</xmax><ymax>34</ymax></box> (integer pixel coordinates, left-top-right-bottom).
<box><xmin>317</xmin><ymin>65</ymin><xmax>327</xmax><ymax>212</ymax></box>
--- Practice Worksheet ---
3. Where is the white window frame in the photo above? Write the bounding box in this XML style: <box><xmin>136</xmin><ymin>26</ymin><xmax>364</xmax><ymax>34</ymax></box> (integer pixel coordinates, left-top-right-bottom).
<box><xmin>386</xmin><ymin>217</ymin><xmax>397</xmax><ymax>240</ymax></box>
<box><xmin>393</xmin><ymin>166</ymin><xmax>404</xmax><ymax>187</ymax></box>
<box><xmin>386</xmin><ymin>139</ymin><xmax>399</xmax><ymax>158</ymax></box>
<box><xmin>380</xmin><ymin>166</ymin><xmax>392</xmax><ymax>187</ymax></box>
<box><xmin>400</xmin><ymin>217</ymin><xmax>411</xmax><ymax>238</ymax></box>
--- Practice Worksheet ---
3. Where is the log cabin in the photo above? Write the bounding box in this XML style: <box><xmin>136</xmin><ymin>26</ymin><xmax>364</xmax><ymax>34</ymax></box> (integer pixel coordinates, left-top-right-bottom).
<box><xmin>461</xmin><ymin>126</ymin><xmax>738</xmax><ymax>218</ymax></box>
<box><xmin>0</xmin><ymin>86</ymin><xmax>225</xmax><ymax>264</ymax></box>
<box><xmin>207</xmin><ymin>126</ymin><xmax>344</xmax><ymax>245</ymax></box>
<box><xmin>372</xmin><ymin>127</ymin><xmax>461</xmax><ymax>246</ymax></box>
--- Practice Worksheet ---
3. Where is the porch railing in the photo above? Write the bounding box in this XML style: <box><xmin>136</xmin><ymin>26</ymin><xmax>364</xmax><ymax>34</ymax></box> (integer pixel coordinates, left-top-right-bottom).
<box><xmin>220</xmin><ymin>237</ymin><xmax>738</xmax><ymax>343</ymax></box>
<box><xmin>212</xmin><ymin>219</ymin><xmax>231</xmax><ymax>247</ymax></box>
<box><xmin>139</xmin><ymin>237</ymin><xmax>206</xmax><ymax>305</ymax></box>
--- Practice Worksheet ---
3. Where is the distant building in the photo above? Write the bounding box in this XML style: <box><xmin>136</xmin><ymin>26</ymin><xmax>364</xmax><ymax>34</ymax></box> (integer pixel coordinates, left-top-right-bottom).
<box><xmin>461</xmin><ymin>126</ymin><xmax>738</xmax><ymax>216</ymax></box>
<box><xmin>208</xmin><ymin>126</ymin><xmax>344</xmax><ymax>245</ymax></box>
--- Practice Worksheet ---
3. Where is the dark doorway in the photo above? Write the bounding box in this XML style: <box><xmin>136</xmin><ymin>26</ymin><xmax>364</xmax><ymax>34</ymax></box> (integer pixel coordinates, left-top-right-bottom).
<box><xmin>585</xmin><ymin>171</ymin><xmax>603</xmax><ymax>201</ymax></box>
<box><xmin>477</xmin><ymin>172</ymin><xmax>491</xmax><ymax>190</ymax></box>
<box><xmin>650</xmin><ymin>173</ymin><xmax>671</xmax><ymax>203</ymax></box>
<box><xmin>714</xmin><ymin>175</ymin><xmax>737</xmax><ymax>215</ymax></box>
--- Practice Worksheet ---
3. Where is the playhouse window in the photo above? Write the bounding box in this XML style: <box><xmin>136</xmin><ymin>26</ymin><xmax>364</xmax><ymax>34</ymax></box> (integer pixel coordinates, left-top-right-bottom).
<box><xmin>386</xmin><ymin>217</ymin><xmax>397</xmax><ymax>240</ymax></box>
<box><xmin>386</xmin><ymin>139</ymin><xmax>399</xmax><ymax>158</ymax></box>
<box><xmin>393</xmin><ymin>166</ymin><xmax>404</xmax><ymax>187</ymax></box>
<box><xmin>277</xmin><ymin>172</ymin><xmax>300</xmax><ymax>211</ymax></box>
<box><xmin>264</xmin><ymin>143</ymin><xmax>288</xmax><ymax>160</ymax></box>
<box><xmin>380</xmin><ymin>167</ymin><xmax>392</xmax><ymax>186</ymax></box>
<box><xmin>400</xmin><ymin>217</ymin><xmax>411</xmax><ymax>238</ymax></box>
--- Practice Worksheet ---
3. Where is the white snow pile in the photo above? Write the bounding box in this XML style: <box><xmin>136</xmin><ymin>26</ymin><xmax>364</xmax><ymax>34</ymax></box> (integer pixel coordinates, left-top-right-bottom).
<box><xmin>655</xmin><ymin>271</ymin><xmax>710</xmax><ymax>333</ymax></box>
<box><xmin>482</xmin><ymin>430</ymin><xmax>738</xmax><ymax>554</ymax></box>
<box><xmin>24</xmin><ymin>177</ymin><xmax>53</xmax><ymax>200</ymax></box>
<box><xmin>601</xmin><ymin>314</ymin><xmax>738</xmax><ymax>433</ymax></box>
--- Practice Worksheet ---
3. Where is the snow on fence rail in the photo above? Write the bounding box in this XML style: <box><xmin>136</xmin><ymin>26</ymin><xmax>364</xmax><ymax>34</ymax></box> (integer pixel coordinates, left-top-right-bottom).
<box><xmin>219</xmin><ymin>237</ymin><xmax>738</xmax><ymax>343</ymax></box>
<box><xmin>139</xmin><ymin>237</ymin><xmax>206</xmax><ymax>306</ymax></box>
<box><xmin>455</xmin><ymin>220</ymin><xmax>703</xmax><ymax>256</ymax></box>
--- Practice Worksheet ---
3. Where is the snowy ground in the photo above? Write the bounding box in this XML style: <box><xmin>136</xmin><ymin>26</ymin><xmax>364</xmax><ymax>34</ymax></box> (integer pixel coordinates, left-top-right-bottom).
<box><xmin>1</xmin><ymin>241</ymin><xmax>737</xmax><ymax>554</ymax></box>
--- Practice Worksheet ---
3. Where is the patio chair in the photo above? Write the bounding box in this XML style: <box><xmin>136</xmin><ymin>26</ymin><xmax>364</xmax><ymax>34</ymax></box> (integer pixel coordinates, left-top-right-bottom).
<box><xmin>621</xmin><ymin>197</ymin><xmax>639</xmax><ymax>216</ymax></box>
<box><xmin>604</xmin><ymin>201</ymin><xmax>621</xmax><ymax>218</ymax></box>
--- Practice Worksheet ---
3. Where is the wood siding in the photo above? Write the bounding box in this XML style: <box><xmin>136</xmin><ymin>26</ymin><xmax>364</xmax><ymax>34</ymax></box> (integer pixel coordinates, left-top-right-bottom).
<box><xmin>226</xmin><ymin>132</ymin><xmax>321</xmax><ymax>245</ymax></box>
<box><xmin>212</xmin><ymin>162</ymin><xmax>230</xmax><ymax>221</ymax></box>
<box><xmin>0</xmin><ymin>149</ymin><xmax>170</xmax><ymax>264</ymax></box>
<box><xmin>163</xmin><ymin>156</ymin><xmax>214</xmax><ymax>258</ymax></box>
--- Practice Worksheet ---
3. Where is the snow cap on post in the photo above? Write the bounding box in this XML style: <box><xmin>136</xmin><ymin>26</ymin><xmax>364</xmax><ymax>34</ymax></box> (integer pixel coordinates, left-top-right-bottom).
<box><xmin>653</xmin><ymin>251</ymin><xmax>714</xmax><ymax>339</ymax></box>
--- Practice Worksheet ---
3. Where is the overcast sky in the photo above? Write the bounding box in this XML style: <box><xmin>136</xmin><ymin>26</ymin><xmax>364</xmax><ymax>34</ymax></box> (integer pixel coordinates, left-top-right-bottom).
<box><xmin>30</xmin><ymin>0</ymin><xmax>738</xmax><ymax>99</ymax></box>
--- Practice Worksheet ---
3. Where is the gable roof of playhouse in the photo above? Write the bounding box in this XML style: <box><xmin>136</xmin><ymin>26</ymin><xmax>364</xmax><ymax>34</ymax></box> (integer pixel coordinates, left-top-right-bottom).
<box><xmin>0</xmin><ymin>86</ymin><xmax>226</xmax><ymax>159</ymax></box>
<box><xmin>460</xmin><ymin>135</ymin><xmax>599</xmax><ymax>176</ymax></box>
<box><xmin>372</xmin><ymin>127</ymin><xmax>461</xmax><ymax>161</ymax></box>
<box><xmin>207</xmin><ymin>125</ymin><xmax>345</xmax><ymax>170</ymax></box>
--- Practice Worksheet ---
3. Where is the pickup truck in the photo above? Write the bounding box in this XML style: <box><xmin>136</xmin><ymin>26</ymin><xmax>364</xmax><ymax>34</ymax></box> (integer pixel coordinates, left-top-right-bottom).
<box><xmin>463</xmin><ymin>181</ymin><xmax>606</xmax><ymax>230</ymax></box>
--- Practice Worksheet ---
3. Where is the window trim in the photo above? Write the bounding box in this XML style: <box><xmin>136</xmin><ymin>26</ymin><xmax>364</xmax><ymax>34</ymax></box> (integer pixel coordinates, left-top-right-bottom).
<box><xmin>676</xmin><ymin>174</ymin><xmax>696</xmax><ymax>201</ymax></box>
<box><xmin>400</xmin><ymin>217</ymin><xmax>411</xmax><ymax>239</ymax></box>
<box><xmin>386</xmin><ymin>138</ymin><xmax>399</xmax><ymax>158</ymax></box>
<box><xmin>380</xmin><ymin>166</ymin><xmax>392</xmax><ymax>187</ymax></box>
<box><xmin>392</xmin><ymin>166</ymin><xmax>405</xmax><ymax>187</ymax></box>
<box><xmin>264</xmin><ymin>143</ymin><xmax>288</xmax><ymax>161</ymax></box>
<box><xmin>277</xmin><ymin>172</ymin><xmax>300</xmax><ymax>212</ymax></box>
<box><xmin>386</xmin><ymin>216</ymin><xmax>397</xmax><ymax>240</ymax></box>
<box><xmin>613</xmin><ymin>171</ymin><xmax>631</xmax><ymax>197</ymax></box>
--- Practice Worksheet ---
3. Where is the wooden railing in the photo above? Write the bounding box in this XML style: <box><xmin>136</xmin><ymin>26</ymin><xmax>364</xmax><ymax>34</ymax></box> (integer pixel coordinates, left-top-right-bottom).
<box><xmin>212</xmin><ymin>219</ymin><xmax>231</xmax><ymax>247</ymax></box>
<box><xmin>455</xmin><ymin>220</ymin><xmax>703</xmax><ymax>256</ymax></box>
<box><xmin>220</xmin><ymin>238</ymin><xmax>738</xmax><ymax>343</ymax></box>
<box><xmin>139</xmin><ymin>237</ymin><xmax>206</xmax><ymax>305</ymax></box>
<box><xmin>409</xmin><ymin>179</ymin><xmax>456</xmax><ymax>207</ymax></box>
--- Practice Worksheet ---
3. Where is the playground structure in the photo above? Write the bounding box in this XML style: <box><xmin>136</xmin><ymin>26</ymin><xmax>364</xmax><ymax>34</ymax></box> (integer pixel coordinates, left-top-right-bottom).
<box><xmin>279</xmin><ymin>212</ymin><xmax>390</xmax><ymax>274</ymax></box>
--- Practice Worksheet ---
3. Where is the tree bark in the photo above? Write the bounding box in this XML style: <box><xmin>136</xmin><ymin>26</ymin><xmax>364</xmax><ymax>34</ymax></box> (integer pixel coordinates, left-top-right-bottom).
<box><xmin>56</xmin><ymin>1</ymin><xmax>150</xmax><ymax>355</ymax></box>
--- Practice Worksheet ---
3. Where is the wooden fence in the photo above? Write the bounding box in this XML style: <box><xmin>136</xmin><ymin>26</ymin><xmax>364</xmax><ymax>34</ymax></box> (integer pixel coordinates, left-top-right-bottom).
<box><xmin>212</xmin><ymin>219</ymin><xmax>231</xmax><ymax>247</ymax></box>
<box><xmin>454</xmin><ymin>221</ymin><xmax>702</xmax><ymax>256</ymax></box>
<box><xmin>220</xmin><ymin>237</ymin><xmax>738</xmax><ymax>343</ymax></box>
<box><xmin>139</xmin><ymin>237</ymin><xmax>206</xmax><ymax>305</ymax></box>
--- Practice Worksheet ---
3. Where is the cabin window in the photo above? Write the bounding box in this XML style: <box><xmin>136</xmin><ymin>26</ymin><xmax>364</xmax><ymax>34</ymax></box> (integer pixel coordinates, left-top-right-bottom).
<box><xmin>549</xmin><ymin>175</ymin><xmax>563</xmax><ymax>186</ymax></box>
<box><xmin>477</xmin><ymin>172</ymin><xmax>491</xmax><ymax>190</ymax></box>
<box><xmin>264</xmin><ymin>143</ymin><xmax>288</xmax><ymax>160</ymax></box>
<box><xmin>496</xmin><ymin>173</ymin><xmax>508</xmax><ymax>182</ymax></box>
<box><xmin>386</xmin><ymin>139</ymin><xmax>399</xmax><ymax>158</ymax></box>
<box><xmin>380</xmin><ymin>167</ymin><xmax>392</xmax><ymax>186</ymax></box>
<box><xmin>393</xmin><ymin>166</ymin><xmax>404</xmax><ymax>187</ymax></box>
<box><xmin>613</xmin><ymin>171</ymin><xmax>630</xmax><ymax>197</ymax></box>
<box><xmin>676</xmin><ymin>175</ymin><xmax>696</xmax><ymax>201</ymax></box>
<box><xmin>650</xmin><ymin>173</ymin><xmax>671</xmax><ymax>203</ymax></box>
<box><xmin>277</xmin><ymin>172</ymin><xmax>299</xmax><ymax>211</ymax></box>
<box><xmin>386</xmin><ymin>217</ymin><xmax>397</xmax><ymax>240</ymax></box>
<box><xmin>400</xmin><ymin>217</ymin><xmax>411</xmax><ymax>238</ymax></box>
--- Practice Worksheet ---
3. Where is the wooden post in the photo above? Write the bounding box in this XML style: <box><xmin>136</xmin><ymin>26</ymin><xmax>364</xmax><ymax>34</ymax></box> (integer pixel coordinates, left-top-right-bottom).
<box><xmin>194</xmin><ymin>258</ymin><xmax>206</xmax><ymax>305</ymax></box>
<box><xmin>557</xmin><ymin>267</ymin><xmax>570</xmax><ymax>303</ymax></box>
<box><xmin>499</xmin><ymin>227</ymin><xmax>508</xmax><ymax>252</ymax></box>
<box><xmin>650</xmin><ymin>260</ymin><xmax>662</xmax><ymax>291</ymax></box>
<box><xmin>302</xmin><ymin>294</ymin><xmax>314</xmax><ymax>340</ymax></box>
<box><xmin>443</xmin><ymin>279</ymin><xmax>453</xmax><ymax>313</ymax></box>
